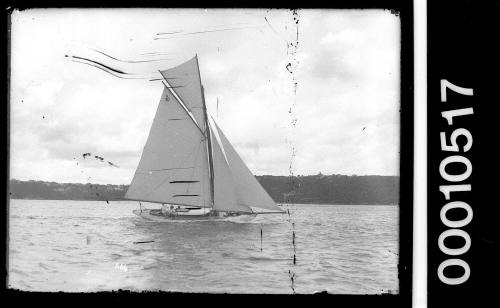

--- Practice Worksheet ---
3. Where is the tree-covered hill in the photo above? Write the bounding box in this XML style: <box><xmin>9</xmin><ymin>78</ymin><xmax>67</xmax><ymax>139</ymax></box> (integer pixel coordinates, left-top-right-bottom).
<box><xmin>9</xmin><ymin>174</ymin><xmax>399</xmax><ymax>205</ymax></box>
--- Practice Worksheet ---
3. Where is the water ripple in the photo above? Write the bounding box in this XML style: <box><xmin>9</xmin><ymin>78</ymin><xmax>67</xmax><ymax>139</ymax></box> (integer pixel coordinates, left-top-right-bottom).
<box><xmin>8</xmin><ymin>200</ymin><xmax>399</xmax><ymax>294</ymax></box>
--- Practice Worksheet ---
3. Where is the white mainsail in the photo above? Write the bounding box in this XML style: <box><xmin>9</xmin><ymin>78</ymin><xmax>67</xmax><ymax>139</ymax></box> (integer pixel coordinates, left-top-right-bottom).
<box><xmin>124</xmin><ymin>86</ymin><xmax>211</xmax><ymax>207</ymax></box>
<box><xmin>126</xmin><ymin>55</ymin><xmax>283</xmax><ymax>214</ymax></box>
<box><xmin>210</xmin><ymin>119</ymin><xmax>284</xmax><ymax>213</ymax></box>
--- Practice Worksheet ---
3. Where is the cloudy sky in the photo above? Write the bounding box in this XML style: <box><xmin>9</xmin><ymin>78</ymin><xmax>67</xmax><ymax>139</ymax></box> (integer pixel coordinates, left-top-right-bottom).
<box><xmin>10</xmin><ymin>9</ymin><xmax>400</xmax><ymax>185</ymax></box>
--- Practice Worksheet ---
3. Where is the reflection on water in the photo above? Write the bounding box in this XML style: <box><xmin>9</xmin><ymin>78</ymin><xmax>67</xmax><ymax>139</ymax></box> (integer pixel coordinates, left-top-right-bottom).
<box><xmin>8</xmin><ymin>200</ymin><xmax>399</xmax><ymax>293</ymax></box>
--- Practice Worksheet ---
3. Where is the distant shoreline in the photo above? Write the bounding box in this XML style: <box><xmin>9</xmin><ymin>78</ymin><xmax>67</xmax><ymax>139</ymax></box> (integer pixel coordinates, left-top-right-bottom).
<box><xmin>9</xmin><ymin>174</ymin><xmax>399</xmax><ymax>206</ymax></box>
<box><xmin>8</xmin><ymin>198</ymin><xmax>398</xmax><ymax>206</ymax></box>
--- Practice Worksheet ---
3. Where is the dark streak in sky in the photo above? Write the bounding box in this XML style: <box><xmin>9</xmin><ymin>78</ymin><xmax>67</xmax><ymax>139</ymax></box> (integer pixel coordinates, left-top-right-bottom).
<box><xmin>71</xmin><ymin>58</ymin><xmax>150</xmax><ymax>80</ymax></box>
<box><xmin>70</xmin><ymin>55</ymin><xmax>128</xmax><ymax>74</ymax></box>
<box><xmin>156</xmin><ymin>23</ymin><xmax>251</xmax><ymax>38</ymax></box>
<box><xmin>154</xmin><ymin>26</ymin><xmax>255</xmax><ymax>40</ymax></box>
<box><xmin>90</xmin><ymin>48</ymin><xmax>171</xmax><ymax>63</ymax></box>
<box><xmin>70</xmin><ymin>59</ymin><xmax>133</xmax><ymax>80</ymax></box>
<box><xmin>67</xmin><ymin>53</ymin><xmax>157</xmax><ymax>80</ymax></box>
<box><xmin>156</xmin><ymin>31</ymin><xmax>183</xmax><ymax>35</ymax></box>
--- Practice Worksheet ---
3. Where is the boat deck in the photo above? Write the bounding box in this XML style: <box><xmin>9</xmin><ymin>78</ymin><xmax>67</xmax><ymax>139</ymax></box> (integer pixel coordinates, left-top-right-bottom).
<box><xmin>132</xmin><ymin>209</ymin><xmax>257</xmax><ymax>222</ymax></box>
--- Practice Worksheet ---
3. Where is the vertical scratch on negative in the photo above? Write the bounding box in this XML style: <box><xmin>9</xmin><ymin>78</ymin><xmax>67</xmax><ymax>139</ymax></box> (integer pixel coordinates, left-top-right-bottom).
<box><xmin>286</xmin><ymin>8</ymin><xmax>300</xmax><ymax>295</ymax></box>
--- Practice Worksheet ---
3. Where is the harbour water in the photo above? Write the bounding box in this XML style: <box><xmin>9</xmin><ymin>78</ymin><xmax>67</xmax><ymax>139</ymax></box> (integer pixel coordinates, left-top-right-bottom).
<box><xmin>8</xmin><ymin>199</ymin><xmax>399</xmax><ymax>294</ymax></box>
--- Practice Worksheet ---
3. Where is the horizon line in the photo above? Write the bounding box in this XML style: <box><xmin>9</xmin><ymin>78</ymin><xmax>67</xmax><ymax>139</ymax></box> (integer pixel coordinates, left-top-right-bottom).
<box><xmin>9</xmin><ymin>173</ymin><xmax>401</xmax><ymax>185</ymax></box>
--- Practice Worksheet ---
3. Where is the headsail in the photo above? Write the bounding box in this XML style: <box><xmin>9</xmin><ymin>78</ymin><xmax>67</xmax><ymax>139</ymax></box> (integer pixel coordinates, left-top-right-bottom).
<box><xmin>124</xmin><ymin>86</ymin><xmax>211</xmax><ymax>207</ymax></box>
<box><xmin>210</xmin><ymin>125</ymin><xmax>253</xmax><ymax>213</ymax></box>
<box><xmin>210</xmin><ymin>118</ymin><xmax>284</xmax><ymax>213</ymax></box>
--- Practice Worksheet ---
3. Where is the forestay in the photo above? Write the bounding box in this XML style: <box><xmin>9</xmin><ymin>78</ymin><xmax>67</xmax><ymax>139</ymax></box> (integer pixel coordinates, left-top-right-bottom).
<box><xmin>210</xmin><ymin>125</ymin><xmax>253</xmax><ymax>213</ymax></box>
<box><xmin>211</xmin><ymin>118</ymin><xmax>284</xmax><ymax>213</ymax></box>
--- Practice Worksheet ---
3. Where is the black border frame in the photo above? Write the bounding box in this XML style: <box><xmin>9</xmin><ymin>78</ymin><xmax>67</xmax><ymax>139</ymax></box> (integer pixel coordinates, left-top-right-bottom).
<box><xmin>427</xmin><ymin>1</ymin><xmax>499</xmax><ymax>307</ymax></box>
<box><xmin>2</xmin><ymin>1</ymin><xmax>413</xmax><ymax>306</ymax></box>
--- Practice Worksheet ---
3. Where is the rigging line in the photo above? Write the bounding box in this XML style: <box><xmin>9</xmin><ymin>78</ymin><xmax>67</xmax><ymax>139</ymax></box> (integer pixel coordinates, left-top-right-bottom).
<box><xmin>156</xmin><ymin>30</ymin><xmax>183</xmax><ymax>35</ymax></box>
<box><xmin>156</xmin><ymin>23</ymin><xmax>251</xmax><ymax>36</ymax></box>
<box><xmin>89</xmin><ymin>48</ymin><xmax>171</xmax><ymax>63</ymax></box>
<box><xmin>160</xmin><ymin>78</ymin><xmax>205</xmax><ymax>136</ymax></box>
<box><xmin>154</xmin><ymin>26</ymin><xmax>259</xmax><ymax>39</ymax></box>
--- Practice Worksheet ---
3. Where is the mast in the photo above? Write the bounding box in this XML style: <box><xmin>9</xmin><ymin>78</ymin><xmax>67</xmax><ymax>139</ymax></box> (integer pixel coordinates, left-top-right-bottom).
<box><xmin>196</xmin><ymin>55</ymin><xmax>215</xmax><ymax>207</ymax></box>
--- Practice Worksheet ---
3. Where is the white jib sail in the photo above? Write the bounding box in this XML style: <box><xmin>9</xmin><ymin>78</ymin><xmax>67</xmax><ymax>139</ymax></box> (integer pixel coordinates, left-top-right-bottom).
<box><xmin>210</xmin><ymin>118</ymin><xmax>284</xmax><ymax>213</ymax></box>
<box><xmin>124</xmin><ymin>86</ymin><xmax>211</xmax><ymax>208</ymax></box>
<box><xmin>210</xmin><ymin>124</ymin><xmax>253</xmax><ymax>213</ymax></box>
